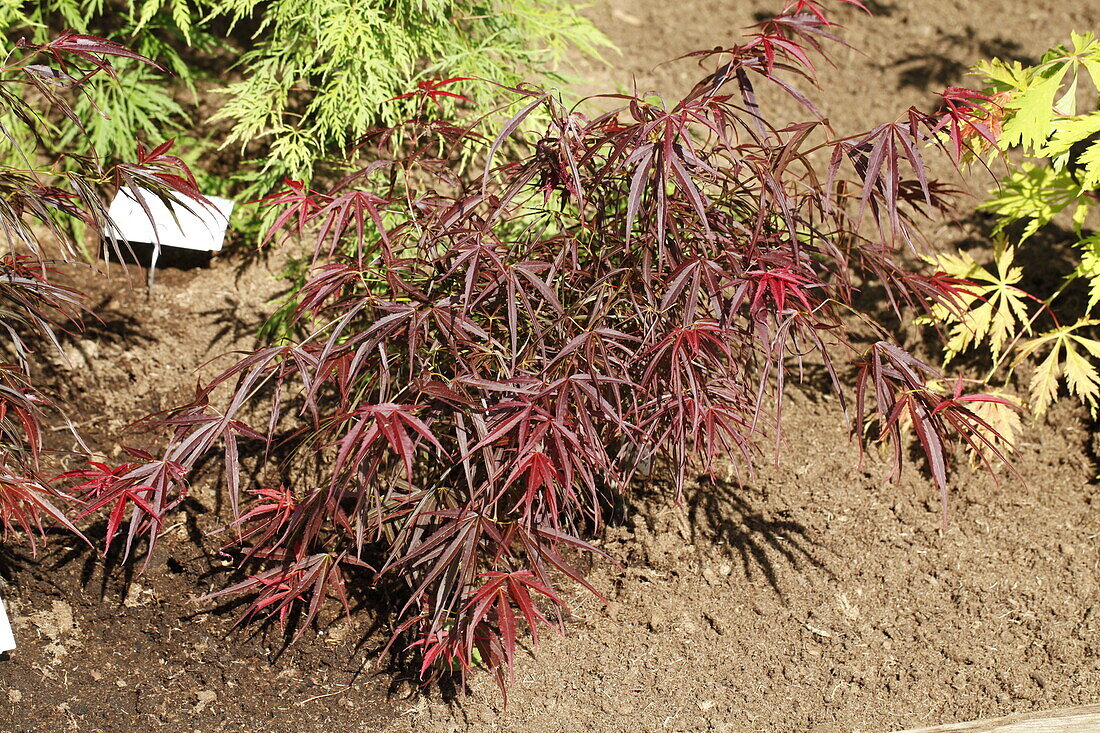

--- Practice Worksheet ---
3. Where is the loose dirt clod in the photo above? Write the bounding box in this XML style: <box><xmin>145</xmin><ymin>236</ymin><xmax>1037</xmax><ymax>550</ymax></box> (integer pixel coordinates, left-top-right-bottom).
<box><xmin>193</xmin><ymin>690</ymin><xmax>217</xmax><ymax>715</ymax></box>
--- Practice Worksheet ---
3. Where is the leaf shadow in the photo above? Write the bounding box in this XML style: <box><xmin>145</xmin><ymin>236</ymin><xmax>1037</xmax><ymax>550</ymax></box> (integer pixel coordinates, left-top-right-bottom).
<box><xmin>679</xmin><ymin>476</ymin><xmax>832</xmax><ymax>599</ymax></box>
<box><xmin>198</xmin><ymin>295</ymin><xmax>269</xmax><ymax>350</ymax></box>
<box><xmin>894</xmin><ymin>30</ymin><xmax>1035</xmax><ymax>94</ymax></box>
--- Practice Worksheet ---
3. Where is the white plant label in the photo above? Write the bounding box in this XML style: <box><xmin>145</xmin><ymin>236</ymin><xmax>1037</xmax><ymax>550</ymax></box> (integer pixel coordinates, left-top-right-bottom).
<box><xmin>105</xmin><ymin>186</ymin><xmax>235</xmax><ymax>252</ymax></box>
<box><xmin>0</xmin><ymin>594</ymin><xmax>14</xmax><ymax>653</ymax></box>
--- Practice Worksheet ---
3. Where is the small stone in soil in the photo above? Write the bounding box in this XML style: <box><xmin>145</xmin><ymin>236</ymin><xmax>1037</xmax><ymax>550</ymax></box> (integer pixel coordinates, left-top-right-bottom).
<box><xmin>194</xmin><ymin>690</ymin><xmax>217</xmax><ymax>714</ymax></box>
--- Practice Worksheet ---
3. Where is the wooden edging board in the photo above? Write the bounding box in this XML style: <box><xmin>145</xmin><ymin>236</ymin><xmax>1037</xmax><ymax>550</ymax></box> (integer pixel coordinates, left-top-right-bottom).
<box><xmin>893</xmin><ymin>704</ymin><xmax>1100</xmax><ymax>732</ymax></box>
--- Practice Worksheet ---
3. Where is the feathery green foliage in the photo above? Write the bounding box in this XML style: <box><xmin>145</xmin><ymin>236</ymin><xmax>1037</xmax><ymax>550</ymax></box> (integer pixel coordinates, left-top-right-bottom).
<box><xmin>3</xmin><ymin>0</ymin><xmax>610</xmax><ymax>203</ymax></box>
<box><xmin>210</xmin><ymin>0</ymin><xmax>611</xmax><ymax>195</ymax></box>
<box><xmin>925</xmin><ymin>32</ymin><xmax>1100</xmax><ymax>420</ymax></box>
<box><xmin>1</xmin><ymin>1</ymin><xmax>201</xmax><ymax>164</ymax></box>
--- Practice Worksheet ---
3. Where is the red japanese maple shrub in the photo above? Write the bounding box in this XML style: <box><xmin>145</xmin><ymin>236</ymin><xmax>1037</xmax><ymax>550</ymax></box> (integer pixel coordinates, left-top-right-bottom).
<box><xmin>68</xmin><ymin>0</ymin><xmax>1014</xmax><ymax>690</ymax></box>
<box><xmin>0</xmin><ymin>33</ymin><xmax>203</xmax><ymax>551</ymax></box>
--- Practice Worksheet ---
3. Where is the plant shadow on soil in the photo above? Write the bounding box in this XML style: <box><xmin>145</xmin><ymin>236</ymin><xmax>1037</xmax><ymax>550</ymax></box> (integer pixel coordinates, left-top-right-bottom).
<box><xmin>7</xmin><ymin>486</ymin><xmax>477</xmax><ymax>706</ymax></box>
<box><xmin>894</xmin><ymin>29</ymin><xmax>1035</xmax><ymax>94</ymax></box>
<box><xmin>1</xmin><ymin>489</ymin><xmax>410</xmax><ymax>663</ymax></box>
<box><xmin>683</xmin><ymin>476</ymin><xmax>831</xmax><ymax>597</ymax></box>
<box><xmin>623</xmin><ymin>465</ymin><xmax>833</xmax><ymax>604</ymax></box>
<box><xmin>7</xmin><ymin>427</ymin><xmax>841</xmax><ymax>718</ymax></box>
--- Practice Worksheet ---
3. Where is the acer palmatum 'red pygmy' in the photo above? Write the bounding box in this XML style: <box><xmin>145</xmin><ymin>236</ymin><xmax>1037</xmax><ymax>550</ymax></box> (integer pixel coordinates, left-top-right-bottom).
<box><xmin>0</xmin><ymin>33</ymin><xmax>204</xmax><ymax>553</ymax></box>
<box><xmin>62</xmin><ymin>0</ymin><xmax>1016</xmax><ymax>693</ymax></box>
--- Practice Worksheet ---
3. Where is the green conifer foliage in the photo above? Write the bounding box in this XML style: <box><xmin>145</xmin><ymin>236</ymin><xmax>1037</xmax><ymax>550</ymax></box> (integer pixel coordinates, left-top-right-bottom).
<box><xmin>2</xmin><ymin>0</ymin><xmax>610</xmax><ymax>197</ymax></box>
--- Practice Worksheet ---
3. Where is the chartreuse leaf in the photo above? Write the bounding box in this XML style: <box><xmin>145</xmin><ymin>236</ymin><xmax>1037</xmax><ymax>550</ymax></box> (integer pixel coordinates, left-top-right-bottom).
<box><xmin>973</xmin><ymin>57</ymin><xmax>1032</xmax><ymax>94</ymax></box>
<box><xmin>1065</xmin><ymin>31</ymin><xmax>1100</xmax><ymax>94</ymax></box>
<box><xmin>979</xmin><ymin>163</ymin><xmax>1084</xmax><ymax>241</ymax></box>
<box><xmin>960</xmin><ymin>33</ymin><xmax>1100</xmax><ymax>419</ymax></box>
<box><xmin>1014</xmin><ymin>320</ymin><xmax>1100</xmax><ymax>416</ymax></box>
<box><xmin>1073</xmin><ymin>234</ymin><xmax>1100</xmax><ymax>313</ymax></box>
<box><xmin>977</xmin><ymin>32</ymin><xmax>1100</xmax><ymax>154</ymax></box>
<box><xmin>1076</xmin><ymin>138</ymin><xmax>1100</xmax><ymax>190</ymax></box>
<box><xmin>1041</xmin><ymin>112</ymin><xmax>1100</xmax><ymax>160</ymax></box>
<box><xmin>924</xmin><ymin>240</ymin><xmax>1032</xmax><ymax>363</ymax></box>
<box><xmin>965</xmin><ymin>388</ymin><xmax>1024</xmax><ymax>464</ymax></box>
<box><xmin>998</xmin><ymin>64</ymin><xmax>1070</xmax><ymax>152</ymax></box>
<box><xmin>1039</xmin><ymin>112</ymin><xmax>1100</xmax><ymax>191</ymax></box>
<box><xmin>1049</xmin><ymin>33</ymin><xmax>1100</xmax><ymax>115</ymax></box>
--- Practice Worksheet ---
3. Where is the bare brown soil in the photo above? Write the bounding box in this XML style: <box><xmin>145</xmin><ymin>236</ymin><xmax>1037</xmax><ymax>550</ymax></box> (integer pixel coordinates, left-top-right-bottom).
<box><xmin>1</xmin><ymin>254</ymin><xmax>404</xmax><ymax>732</ymax></box>
<box><xmin>2</xmin><ymin>2</ymin><xmax>1100</xmax><ymax>732</ymax></box>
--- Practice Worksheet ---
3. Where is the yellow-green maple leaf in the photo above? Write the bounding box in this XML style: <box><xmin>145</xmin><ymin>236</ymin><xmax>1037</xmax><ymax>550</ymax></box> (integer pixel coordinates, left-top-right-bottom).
<box><xmin>924</xmin><ymin>241</ymin><xmax>1032</xmax><ymax>363</ymax></box>
<box><xmin>1014</xmin><ymin>319</ymin><xmax>1100</xmax><ymax>416</ymax></box>
<box><xmin>965</xmin><ymin>389</ymin><xmax>1024</xmax><ymax>465</ymax></box>
<box><xmin>1077</xmin><ymin>139</ymin><xmax>1100</xmax><ymax>190</ymax></box>
<box><xmin>1040</xmin><ymin>112</ymin><xmax>1100</xmax><ymax>191</ymax></box>
<box><xmin>999</xmin><ymin>65</ymin><xmax>1070</xmax><ymax>152</ymax></box>
<box><xmin>983</xmin><ymin>32</ymin><xmax>1100</xmax><ymax>154</ymax></box>
<box><xmin>1074</xmin><ymin>234</ymin><xmax>1100</xmax><ymax>313</ymax></box>
<box><xmin>973</xmin><ymin>57</ymin><xmax>1032</xmax><ymax>93</ymax></box>
<box><xmin>979</xmin><ymin>163</ymin><xmax>1083</xmax><ymax>241</ymax></box>
<box><xmin>1041</xmin><ymin>111</ymin><xmax>1100</xmax><ymax>159</ymax></box>
<box><xmin>1064</xmin><ymin>31</ymin><xmax>1100</xmax><ymax>94</ymax></box>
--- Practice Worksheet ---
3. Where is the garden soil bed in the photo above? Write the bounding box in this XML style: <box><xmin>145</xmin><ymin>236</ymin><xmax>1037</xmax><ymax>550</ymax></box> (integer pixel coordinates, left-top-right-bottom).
<box><xmin>2</xmin><ymin>1</ymin><xmax>1100</xmax><ymax>731</ymax></box>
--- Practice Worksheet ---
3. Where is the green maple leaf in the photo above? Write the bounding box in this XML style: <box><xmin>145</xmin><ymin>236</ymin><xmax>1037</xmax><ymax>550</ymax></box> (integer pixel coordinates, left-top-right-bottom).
<box><xmin>980</xmin><ymin>163</ymin><xmax>1083</xmax><ymax>241</ymax></box>
<box><xmin>1014</xmin><ymin>320</ymin><xmax>1100</xmax><ymax>416</ymax></box>
<box><xmin>965</xmin><ymin>389</ymin><xmax>1024</xmax><ymax>465</ymax></box>
<box><xmin>925</xmin><ymin>241</ymin><xmax>1032</xmax><ymax>363</ymax></box>
<box><xmin>1041</xmin><ymin>111</ymin><xmax>1100</xmax><ymax>159</ymax></box>
<box><xmin>1076</xmin><ymin>139</ymin><xmax>1100</xmax><ymax>190</ymax></box>
<box><xmin>973</xmin><ymin>57</ymin><xmax>1031</xmax><ymax>93</ymax></box>
<box><xmin>1066</xmin><ymin>31</ymin><xmax>1100</xmax><ymax>93</ymax></box>
<box><xmin>999</xmin><ymin>65</ymin><xmax>1070</xmax><ymax>152</ymax></box>
<box><xmin>983</xmin><ymin>32</ymin><xmax>1100</xmax><ymax>154</ymax></box>
<box><xmin>1073</xmin><ymin>234</ymin><xmax>1100</xmax><ymax>313</ymax></box>
<box><xmin>1038</xmin><ymin>112</ymin><xmax>1100</xmax><ymax>190</ymax></box>
<box><xmin>965</xmin><ymin>33</ymin><xmax>1100</xmax><ymax>418</ymax></box>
